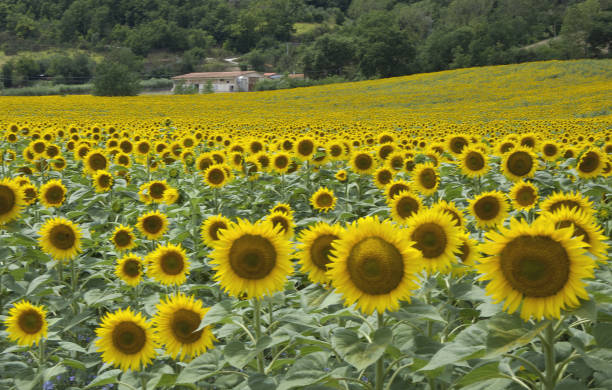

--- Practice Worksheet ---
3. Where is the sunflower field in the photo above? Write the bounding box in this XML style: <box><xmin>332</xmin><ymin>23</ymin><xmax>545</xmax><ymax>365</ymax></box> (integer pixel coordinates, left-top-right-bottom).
<box><xmin>0</xmin><ymin>59</ymin><xmax>611</xmax><ymax>390</ymax></box>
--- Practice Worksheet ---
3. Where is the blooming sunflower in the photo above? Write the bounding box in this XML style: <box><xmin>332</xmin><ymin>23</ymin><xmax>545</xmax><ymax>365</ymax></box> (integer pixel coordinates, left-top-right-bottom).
<box><xmin>540</xmin><ymin>191</ymin><xmax>595</xmax><ymax>218</ymax></box>
<box><xmin>143</xmin><ymin>180</ymin><xmax>170</xmax><ymax>204</ymax></box>
<box><xmin>93</xmin><ymin>170</ymin><xmax>113</xmax><ymax>193</ymax></box>
<box><xmin>451</xmin><ymin>233</ymin><xmax>479</xmax><ymax>276</ymax></box>
<box><xmin>270</xmin><ymin>203</ymin><xmax>293</xmax><ymax>217</ymax></box>
<box><xmin>198</xmin><ymin>214</ymin><xmax>230</xmax><ymax>245</ymax></box>
<box><xmin>540</xmin><ymin>141</ymin><xmax>560</xmax><ymax>162</ymax></box>
<box><xmin>38</xmin><ymin>179</ymin><xmax>66</xmax><ymax>208</ymax></box>
<box><xmin>22</xmin><ymin>184</ymin><xmax>38</xmax><ymax>205</ymax></box>
<box><xmin>83</xmin><ymin>148</ymin><xmax>108</xmax><ymax>174</ymax></box>
<box><xmin>153</xmin><ymin>293</ymin><xmax>216</xmax><ymax>361</ymax></box>
<box><xmin>468</xmin><ymin>191</ymin><xmax>509</xmax><ymax>228</ymax></box>
<box><xmin>4</xmin><ymin>300</ymin><xmax>47</xmax><ymax>346</ymax></box>
<box><xmin>203</xmin><ymin>164</ymin><xmax>228</xmax><ymax>188</ymax></box>
<box><xmin>576</xmin><ymin>148</ymin><xmax>605</xmax><ymax>179</ymax></box>
<box><xmin>209</xmin><ymin>219</ymin><xmax>293</xmax><ymax>299</ymax></box>
<box><xmin>509</xmin><ymin>181</ymin><xmax>538</xmax><ymax>211</ymax></box>
<box><xmin>265</xmin><ymin>211</ymin><xmax>295</xmax><ymax>239</ymax></box>
<box><xmin>296</xmin><ymin>222</ymin><xmax>344</xmax><ymax>284</ymax></box>
<box><xmin>146</xmin><ymin>243</ymin><xmax>190</xmax><ymax>286</ymax></box>
<box><xmin>501</xmin><ymin>147</ymin><xmax>537</xmax><ymax>182</ymax></box>
<box><xmin>405</xmin><ymin>208</ymin><xmax>463</xmax><ymax>273</ymax></box>
<box><xmin>389</xmin><ymin>190</ymin><xmax>422</xmax><ymax>224</ymax></box>
<box><xmin>350</xmin><ymin>151</ymin><xmax>376</xmax><ymax>175</ymax></box>
<box><xmin>476</xmin><ymin>218</ymin><xmax>595</xmax><ymax>320</ymax></box>
<box><xmin>385</xmin><ymin>179</ymin><xmax>411</xmax><ymax>201</ymax></box>
<box><xmin>311</xmin><ymin>187</ymin><xmax>336</xmax><ymax>213</ymax></box>
<box><xmin>272</xmin><ymin>152</ymin><xmax>291</xmax><ymax>174</ymax></box>
<box><xmin>137</xmin><ymin>210</ymin><xmax>169</xmax><ymax>240</ymax></box>
<box><xmin>412</xmin><ymin>162</ymin><xmax>439</xmax><ymax>196</ymax></box>
<box><xmin>373</xmin><ymin>167</ymin><xmax>394</xmax><ymax>189</ymax></box>
<box><xmin>95</xmin><ymin>308</ymin><xmax>157</xmax><ymax>371</ymax></box>
<box><xmin>431</xmin><ymin>200</ymin><xmax>465</xmax><ymax>228</ymax></box>
<box><xmin>327</xmin><ymin>216</ymin><xmax>421</xmax><ymax>314</ymax></box>
<box><xmin>295</xmin><ymin>137</ymin><xmax>316</xmax><ymax>161</ymax></box>
<box><xmin>0</xmin><ymin>178</ymin><xmax>25</xmax><ymax>225</ymax></box>
<box><xmin>115</xmin><ymin>253</ymin><xmax>144</xmax><ymax>286</ymax></box>
<box><xmin>38</xmin><ymin>217</ymin><xmax>82</xmax><ymax>261</ymax></box>
<box><xmin>111</xmin><ymin>224</ymin><xmax>137</xmax><ymax>251</ymax></box>
<box><xmin>459</xmin><ymin>147</ymin><xmax>489</xmax><ymax>178</ymax></box>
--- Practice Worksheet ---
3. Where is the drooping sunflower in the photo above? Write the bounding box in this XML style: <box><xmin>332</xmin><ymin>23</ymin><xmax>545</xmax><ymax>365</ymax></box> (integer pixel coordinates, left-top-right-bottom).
<box><xmin>476</xmin><ymin>217</ymin><xmax>595</xmax><ymax>320</ymax></box>
<box><xmin>209</xmin><ymin>218</ymin><xmax>293</xmax><ymax>299</ymax></box>
<box><xmin>0</xmin><ymin>178</ymin><xmax>25</xmax><ymax>225</ymax></box>
<box><xmin>405</xmin><ymin>208</ymin><xmax>463</xmax><ymax>273</ymax></box>
<box><xmin>501</xmin><ymin>147</ymin><xmax>537</xmax><ymax>182</ymax></box>
<box><xmin>136</xmin><ymin>210</ymin><xmax>169</xmax><ymax>240</ymax></box>
<box><xmin>153</xmin><ymin>293</ymin><xmax>216</xmax><ymax>361</ymax></box>
<box><xmin>200</xmin><ymin>214</ymin><xmax>233</xmax><ymax>247</ymax></box>
<box><xmin>335</xmin><ymin>169</ymin><xmax>347</xmax><ymax>182</ymax></box>
<box><xmin>270</xmin><ymin>203</ymin><xmax>293</xmax><ymax>217</ymax></box>
<box><xmin>350</xmin><ymin>151</ymin><xmax>376</xmax><ymax>175</ymax></box>
<box><xmin>203</xmin><ymin>164</ymin><xmax>228</xmax><ymax>188</ymax></box>
<box><xmin>389</xmin><ymin>190</ymin><xmax>422</xmax><ymax>224</ymax></box>
<box><xmin>327</xmin><ymin>216</ymin><xmax>421</xmax><ymax>314</ymax></box>
<box><xmin>296</xmin><ymin>222</ymin><xmax>344</xmax><ymax>284</ymax></box>
<box><xmin>95</xmin><ymin>307</ymin><xmax>157</xmax><ymax>371</ymax></box>
<box><xmin>459</xmin><ymin>147</ymin><xmax>489</xmax><ymax>178</ymax></box>
<box><xmin>576</xmin><ymin>148</ymin><xmax>605</xmax><ymax>179</ymax></box>
<box><xmin>468</xmin><ymin>191</ymin><xmax>509</xmax><ymax>228</ymax></box>
<box><xmin>509</xmin><ymin>181</ymin><xmax>538</xmax><ymax>211</ymax></box>
<box><xmin>38</xmin><ymin>217</ymin><xmax>82</xmax><ymax>261</ymax></box>
<box><xmin>450</xmin><ymin>233</ymin><xmax>479</xmax><ymax>276</ymax></box>
<box><xmin>146</xmin><ymin>243</ymin><xmax>190</xmax><ymax>286</ymax></box>
<box><xmin>93</xmin><ymin>170</ymin><xmax>113</xmax><ymax>193</ymax></box>
<box><xmin>111</xmin><ymin>224</ymin><xmax>137</xmax><ymax>251</ymax></box>
<box><xmin>540</xmin><ymin>191</ymin><xmax>595</xmax><ymax>218</ymax></box>
<box><xmin>540</xmin><ymin>206</ymin><xmax>609</xmax><ymax>262</ymax></box>
<box><xmin>412</xmin><ymin>162</ymin><xmax>439</xmax><ymax>196</ymax></box>
<box><xmin>431</xmin><ymin>200</ymin><xmax>465</xmax><ymax>228</ymax></box>
<box><xmin>163</xmin><ymin>188</ymin><xmax>180</xmax><ymax>205</ymax></box>
<box><xmin>265</xmin><ymin>211</ymin><xmax>295</xmax><ymax>239</ymax></box>
<box><xmin>39</xmin><ymin>179</ymin><xmax>66</xmax><ymax>208</ymax></box>
<box><xmin>311</xmin><ymin>187</ymin><xmax>336</xmax><ymax>213</ymax></box>
<box><xmin>115</xmin><ymin>253</ymin><xmax>144</xmax><ymax>286</ymax></box>
<box><xmin>4</xmin><ymin>300</ymin><xmax>48</xmax><ymax>346</ymax></box>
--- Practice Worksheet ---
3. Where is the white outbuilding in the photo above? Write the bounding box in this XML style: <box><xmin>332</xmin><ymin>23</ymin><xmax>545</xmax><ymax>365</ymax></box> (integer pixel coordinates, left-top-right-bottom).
<box><xmin>171</xmin><ymin>71</ymin><xmax>264</xmax><ymax>93</ymax></box>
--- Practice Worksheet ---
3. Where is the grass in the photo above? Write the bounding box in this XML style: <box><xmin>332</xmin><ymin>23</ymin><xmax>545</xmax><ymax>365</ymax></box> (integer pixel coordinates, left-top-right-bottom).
<box><xmin>0</xmin><ymin>79</ymin><xmax>173</xmax><ymax>96</ymax></box>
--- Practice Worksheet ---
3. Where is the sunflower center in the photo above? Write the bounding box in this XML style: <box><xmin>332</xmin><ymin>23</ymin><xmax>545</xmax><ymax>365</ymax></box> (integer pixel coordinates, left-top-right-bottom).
<box><xmin>355</xmin><ymin>154</ymin><xmax>373</xmax><ymax>170</ymax></box>
<box><xmin>466</xmin><ymin>152</ymin><xmax>485</xmax><ymax>171</ymax></box>
<box><xmin>89</xmin><ymin>153</ymin><xmax>107</xmax><ymax>171</ymax></box>
<box><xmin>316</xmin><ymin>193</ymin><xmax>333</xmax><ymax>208</ymax></box>
<box><xmin>377</xmin><ymin>170</ymin><xmax>393</xmax><ymax>185</ymax></box>
<box><xmin>209</xmin><ymin>222</ymin><xmax>228</xmax><ymax>241</ymax></box>
<box><xmin>543</xmin><ymin>144</ymin><xmax>557</xmax><ymax>157</ymax></box>
<box><xmin>558</xmin><ymin>221</ymin><xmax>590</xmax><ymax>244</ymax></box>
<box><xmin>33</xmin><ymin>142</ymin><xmax>46</xmax><ymax>154</ymax></box>
<box><xmin>516</xmin><ymin>187</ymin><xmax>536</xmax><ymax>206</ymax></box>
<box><xmin>24</xmin><ymin>187</ymin><xmax>37</xmax><ymax>201</ymax></box>
<box><xmin>18</xmin><ymin>309</ymin><xmax>43</xmax><ymax>334</ymax></box>
<box><xmin>474</xmin><ymin>196</ymin><xmax>500</xmax><ymax>221</ymax></box>
<box><xmin>578</xmin><ymin>151</ymin><xmax>599</xmax><ymax>173</ymax></box>
<box><xmin>550</xmin><ymin>200</ymin><xmax>580</xmax><ymax>213</ymax></box>
<box><xmin>411</xmin><ymin>223</ymin><xmax>447</xmax><ymax>258</ymax></box>
<box><xmin>208</xmin><ymin>169</ymin><xmax>225</xmax><ymax>185</ymax></box>
<box><xmin>443</xmin><ymin>209</ymin><xmax>462</xmax><ymax>227</ymax></box>
<box><xmin>143</xmin><ymin>216</ymin><xmax>163</xmax><ymax>234</ymax></box>
<box><xmin>404</xmin><ymin>160</ymin><xmax>415</xmax><ymax>171</ymax></box>
<box><xmin>419</xmin><ymin>168</ymin><xmax>437</xmax><ymax>189</ymax></box>
<box><xmin>310</xmin><ymin>234</ymin><xmax>338</xmax><ymax>271</ymax></box>
<box><xmin>0</xmin><ymin>184</ymin><xmax>16</xmax><ymax>214</ymax></box>
<box><xmin>396</xmin><ymin>196</ymin><xmax>419</xmax><ymax>218</ymax></box>
<box><xmin>347</xmin><ymin>236</ymin><xmax>404</xmax><ymax>295</ymax></box>
<box><xmin>450</xmin><ymin>137</ymin><xmax>467</xmax><ymax>154</ymax></box>
<box><xmin>499</xmin><ymin>235</ymin><xmax>570</xmax><ymax>298</ymax></box>
<box><xmin>112</xmin><ymin>321</ymin><xmax>146</xmax><ymax>355</ymax></box>
<box><xmin>49</xmin><ymin>224</ymin><xmax>76</xmax><ymax>250</ymax></box>
<box><xmin>501</xmin><ymin>143</ymin><xmax>514</xmax><ymax>153</ymax></box>
<box><xmin>160</xmin><ymin>251</ymin><xmax>185</xmax><ymax>275</ymax></box>
<box><xmin>171</xmin><ymin>309</ymin><xmax>203</xmax><ymax>344</ymax></box>
<box><xmin>123</xmin><ymin>259</ymin><xmax>140</xmax><ymax>277</ymax></box>
<box><xmin>229</xmin><ymin>234</ymin><xmax>277</xmax><ymax>279</ymax></box>
<box><xmin>199</xmin><ymin>158</ymin><xmax>213</xmax><ymax>171</ymax></box>
<box><xmin>114</xmin><ymin>230</ymin><xmax>132</xmax><ymax>247</ymax></box>
<box><xmin>47</xmin><ymin>146</ymin><xmax>60</xmax><ymax>157</ymax></box>
<box><xmin>297</xmin><ymin>140</ymin><xmax>314</xmax><ymax>156</ymax></box>
<box><xmin>506</xmin><ymin>151</ymin><xmax>533</xmax><ymax>176</ymax></box>
<box><xmin>118</xmin><ymin>155</ymin><xmax>129</xmax><ymax>165</ymax></box>
<box><xmin>98</xmin><ymin>175</ymin><xmax>111</xmax><ymax>188</ymax></box>
<box><xmin>389</xmin><ymin>183</ymin><xmax>409</xmax><ymax>199</ymax></box>
<box><xmin>150</xmin><ymin>183</ymin><xmax>166</xmax><ymax>199</ymax></box>
<box><xmin>275</xmin><ymin>155</ymin><xmax>289</xmax><ymax>168</ymax></box>
<box><xmin>271</xmin><ymin>216</ymin><xmax>289</xmax><ymax>234</ymax></box>
<box><xmin>330</xmin><ymin>145</ymin><xmax>342</xmax><ymax>157</ymax></box>
<box><xmin>458</xmin><ymin>241</ymin><xmax>469</xmax><ymax>263</ymax></box>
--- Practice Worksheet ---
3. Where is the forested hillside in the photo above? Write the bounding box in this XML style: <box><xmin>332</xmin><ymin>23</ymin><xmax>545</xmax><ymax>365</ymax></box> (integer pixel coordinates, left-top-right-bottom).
<box><xmin>0</xmin><ymin>0</ymin><xmax>611</xmax><ymax>88</ymax></box>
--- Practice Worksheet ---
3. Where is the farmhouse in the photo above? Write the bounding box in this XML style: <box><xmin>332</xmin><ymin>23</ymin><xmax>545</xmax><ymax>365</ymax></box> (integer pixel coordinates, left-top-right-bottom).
<box><xmin>171</xmin><ymin>71</ymin><xmax>264</xmax><ymax>93</ymax></box>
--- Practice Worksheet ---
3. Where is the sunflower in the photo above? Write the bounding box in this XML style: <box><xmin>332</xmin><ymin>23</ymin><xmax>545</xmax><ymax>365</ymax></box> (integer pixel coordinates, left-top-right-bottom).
<box><xmin>136</xmin><ymin>210</ymin><xmax>169</xmax><ymax>240</ymax></box>
<box><xmin>468</xmin><ymin>191</ymin><xmax>509</xmax><ymax>228</ymax></box>
<box><xmin>95</xmin><ymin>307</ymin><xmax>157</xmax><ymax>371</ymax></box>
<box><xmin>4</xmin><ymin>300</ymin><xmax>48</xmax><ymax>346</ymax></box>
<box><xmin>509</xmin><ymin>181</ymin><xmax>538</xmax><ymax>211</ymax></box>
<box><xmin>385</xmin><ymin>179</ymin><xmax>411</xmax><ymax>201</ymax></box>
<box><xmin>576</xmin><ymin>148</ymin><xmax>605</xmax><ymax>179</ymax></box>
<box><xmin>203</xmin><ymin>164</ymin><xmax>228</xmax><ymax>188</ymax></box>
<box><xmin>540</xmin><ymin>191</ymin><xmax>595</xmax><ymax>218</ymax></box>
<box><xmin>459</xmin><ymin>147</ymin><xmax>489</xmax><ymax>178</ymax></box>
<box><xmin>540</xmin><ymin>141</ymin><xmax>560</xmax><ymax>161</ymax></box>
<box><xmin>476</xmin><ymin>217</ymin><xmax>595</xmax><ymax>320</ymax></box>
<box><xmin>272</xmin><ymin>152</ymin><xmax>291</xmax><ymax>174</ymax></box>
<box><xmin>201</xmin><ymin>214</ymin><xmax>233</xmax><ymax>247</ymax></box>
<box><xmin>115</xmin><ymin>253</ymin><xmax>144</xmax><ymax>286</ymax></box>
<box><xmin>270</xmin><ymin>203</ymin><xmax>294</xmax><ymax>217</ymax></box>
<box><xmin>448</xmin><ymin>135</ymin><xmax>469</xmax><ymax>155</ymax></box>
<box><xmin>431</xmin><ymin>200</ymin><xmax>465</xmax><ymax>228</ymax></box>
<box><xmin>373</xmin><ymin>167</ymin><xmax>394</xmax><ymax>189</ymax></box>
<box><xmin>163</xmin><ymin>188</ymin><xmax>180</xmax><ymax>205</ymax></box>
<box><xmin>144</xmin><ymin>180</ymin><xmax>169</xmax><ymax>203</ymax></box>
<box><xmin>146</xmin><ymin>243</ymin><xmax>190</xmax><ymax>286</ymax></box>
<box><xmin>39</xmin><ymin>179</ymin><xmax>66</xmax><ymax>208</ymax></box>
<box><xmin>153</xmin><ymin>293</ymin><xmax>216</xmax><ymax>361</ymax></box>
<box><xmin>502</xmin><ymin>147</ymin><xmax>537</xmax><ymax>182</ymax></box>
<box><xmin>412</xmin><ymin>162</ymin><xmax>439</xmax><ymax>196</ymax></box>
<box><xmin>22</xmin><ymin>184</ymin><xmax>38</xmax><ymax>205</ymax></box>
<box><xmin>327</xmin><ymin>216</ymin><xmax>421</xmax><ymax>314</ymax></box>
<box><xmin>540</xmin><ymin>206</ymin><xmax>609</xmax><ymax>262</ymax></box>
<box><xmin>389</xmin><ymin>190</ymin><xmax>422</xmax><ymax>224</ymax></box>
<box><xmin>266</xmin><ymin>211</ymin><xmax>295</xmax><ymax>239</ymax></box>
<box><xmin>350</xmin><ymin>151</ymin><xmax>376</xmax><ymax>175</ymax></box>
<box><xmin>38</xmin><ymin>217</ymin><xmax>82</xmax><ymax>261</ymax></box>
<box><xmin>405</xmin><ymin>208</ymin><xmax>462</xmax><ymax>273</ymax></box>
<box><xmin>451</xmin><ymin>233</ymin><xmax>479</xmax><ymax>275</ymax></box>
<box><xmin>115</xmin><ymin>152</ymin><xmax>132</xmax><ymax>167</ymax></box>
<box><xmin>209</xmin><ymin>218</ymin><xmax>293</xmax><ymax>299</ymax></box>
<box><xmin>0</xmin><ymin>178</ymin><xmax>24</xmax><ymax>225</ymax></box>
<box><xmin>111</xmin><ymin>224</ymin><xmax>137</xmax><ymax>251</ymax></box>
<box><xmin>335</xmin><ymin>169</ymin><xmax>347</xmax><ymax>182</ymax></box>
<box><xmin>296</xmin><ymin>222</ymin><xmax>343</xmax><ymax>284</ymax></box>
<box><xmin>83</xmin><ymin>148</ymin><xmax>108</xmax><ymax>174</ymax></box>
<box><xmin>311</xmin><ymin>187</ymin><xmax>337</xmax><ymax>213</ymax></box>
<box><xmin>93</xmin><ymin>170</ymin><xmax>113</xmax><ymax>193</ymax></box>
<box><xmin>295</xmin><ymin>137</ymin><xmax>316</xmax><ymax>160</ymax></box>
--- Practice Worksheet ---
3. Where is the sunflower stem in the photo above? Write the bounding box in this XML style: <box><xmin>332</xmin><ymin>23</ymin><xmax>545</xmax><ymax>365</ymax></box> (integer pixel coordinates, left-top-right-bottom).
<box><xmin>140</xmin><ymin>373</ymin><xmax>147</xmax><ymax>390</ymax></box>
<box><xmin>253</xmin><ymin>298</ymin><xmax>265</xmax><ymax>374</ymax></box>
<box><xmin>375</xmin><ymin>311</ymin><xmax>385</xmax><ymax>390</ymax></box>
<box><xmin>542</xmin><ymin>321</ymin><xmax>557</xmax><ymax>390</ymax></box>
<box><xmin>57</xmin><ymin>260</ymin><xmax>63</xmax><ymax>285</ymax></box>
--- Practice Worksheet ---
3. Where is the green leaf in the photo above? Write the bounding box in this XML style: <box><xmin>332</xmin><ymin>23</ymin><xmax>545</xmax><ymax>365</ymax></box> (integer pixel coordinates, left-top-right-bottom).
<box><xmin>224</xmin><ymin>336</ymin><xmax>272</xmax><ymax>369</ymax></box>
<box><xmin>199</xmin><ymin>299</ymin><xmax>236</xmax><ymax>329</ymax></box>
<box><xmin>484</xmin><ymin>313</ymin><xmax>548</xmax><ymax>358</ymax></box>
<box><xmin>58</xmin><ymin>341</ymin><xmax>88</xmax><ymax>354</ymax></box>
<box><xmin>61</xmin><ymin>358</ymin><xmax>87</xmax><ymax>371</ymax></box>
<box><xmin>389</xmin><ymin>300</ymin><xmax>446</xmax><ymax>323</ymax></box>
<box><xmin>176</xmin><ymin>350</ymin><xmax>223</xmax><ymax>384</ymax></box>
<box><xmin>83</xmin><ymin>289</ymin><xmax>122</xmax><ymax>306</ymax></box>
<box><xmin>457</xmin><ymin>362</ymin><xmax>505</xmax><ymax>387</ymax></box>
<box><xmin>248</xmin><ymin>373</ymin><xmax>277</xmax><ymax>390</ymax></box>
<box><xmin>593</xmin><ymin>323</ymin><xmax>612</xmax><ymax>348</ymax></box>
<box><xmin>277</xmin><ymin>352</ymin><xmax>331</xmax><ymax>390</ymax></box>
<box><xmin>83</xmin><ymin>369</ymin><xmax>122</xmax><ymax>389</ymax></box>
<box><xmin>331</xmin><ymin>328</ymin><xmax>388</xmax><ymax>371</ymax></box>
<box><xmin>25</xmin><ymin>274</ymin><xmax>51</xmax><ymax>295</ymax></box>
<box><xmin>420</xmin><ymin>324</ymin><xmax>487</xmax><ymax>371</ymax></box>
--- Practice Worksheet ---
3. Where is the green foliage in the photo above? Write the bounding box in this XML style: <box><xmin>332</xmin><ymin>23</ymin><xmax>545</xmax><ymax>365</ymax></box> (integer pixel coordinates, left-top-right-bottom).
<box><xmin>92</xmin><ymin>60</ymin><xmax>140</xmax><ymax>96</ymax></box>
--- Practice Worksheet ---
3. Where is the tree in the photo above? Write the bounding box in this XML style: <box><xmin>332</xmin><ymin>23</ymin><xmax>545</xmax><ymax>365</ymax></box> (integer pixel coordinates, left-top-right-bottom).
<box><xmin>92</xmin><ymin>60</ymin><xmax>140</xmax><ymax>96</ymax></box>
<box><xmin>302</xmin><ymin>33</ymin><xmax>356</xmax><ymax>78</ymax></box>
